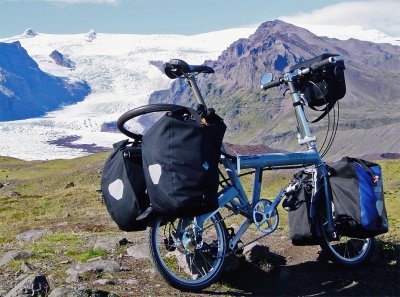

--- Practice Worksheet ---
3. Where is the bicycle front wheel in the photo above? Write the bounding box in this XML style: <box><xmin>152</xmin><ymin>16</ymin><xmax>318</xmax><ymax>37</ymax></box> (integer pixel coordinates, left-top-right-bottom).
<box><xmin>315</xmin><ymin>206</ymin><xmax>374</xmax><ymax>266</ymax></box>
<box><xmin>147</xmin><ymin>212</ymin><xmax>228</xmax><ymax>291</ymax></box>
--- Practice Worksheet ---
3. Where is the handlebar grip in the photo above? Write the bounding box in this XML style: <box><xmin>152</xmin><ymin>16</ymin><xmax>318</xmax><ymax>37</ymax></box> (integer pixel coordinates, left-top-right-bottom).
<box><xmin>261</xmin><ymin>78</ymin><xmax>283</xmax><ymax>90</ymax></box>
<box><xmin>311</xmin><ymin>56</ymin><xmax>343</xmax><ymax>71</ymax></box>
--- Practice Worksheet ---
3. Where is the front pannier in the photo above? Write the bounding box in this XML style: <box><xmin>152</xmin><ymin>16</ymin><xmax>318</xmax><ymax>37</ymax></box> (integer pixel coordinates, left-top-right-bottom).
<box><xmin>101</xmin><ymin>139</ymin><xmax>150</xmax><ymax>231</ymax></box>
<box><xmin>142</xmin><ymin>106</ymin><xmax>226</xmax><ymax>218</ymax></box>
<box><xmin>285</xmin><ymin>171</ymin><xmax>319</xmax><ymax>246</ymax></box>
<box><xmin>329</xmin><ymin>157</ymin><xmax>388</xmax><ymax>238</ymax></box>
<box><xmin>290</xmin><ymin>53</ymin><xmax>346</xmax><ymax>108</ymax></box>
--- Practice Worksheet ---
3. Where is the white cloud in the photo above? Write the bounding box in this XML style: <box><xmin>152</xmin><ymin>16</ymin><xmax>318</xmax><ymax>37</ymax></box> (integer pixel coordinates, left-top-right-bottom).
<box><xmin>46</xmin><ymin>0</ymin><xmax>120</xmax><ymax>4</ymax></box>
<box><xmin>280</xmin><ymin>1</ymin><xmax>400</xmax><ymax>37</ymax></box>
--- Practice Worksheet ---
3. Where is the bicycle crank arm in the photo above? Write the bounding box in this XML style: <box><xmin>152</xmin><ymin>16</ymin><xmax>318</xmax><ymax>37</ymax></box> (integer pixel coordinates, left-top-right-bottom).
<box><xmin>265</xmin><ymin>188</ymin><xmax>285</xmax><ymax>217</ymax></box>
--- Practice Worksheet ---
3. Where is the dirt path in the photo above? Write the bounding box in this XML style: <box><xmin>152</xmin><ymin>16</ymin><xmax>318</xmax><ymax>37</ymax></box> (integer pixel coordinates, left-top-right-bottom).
<box><xmin>111</xmin><ymin>231</ymin><xmax>399</xmax><ymax>296</ymax></box>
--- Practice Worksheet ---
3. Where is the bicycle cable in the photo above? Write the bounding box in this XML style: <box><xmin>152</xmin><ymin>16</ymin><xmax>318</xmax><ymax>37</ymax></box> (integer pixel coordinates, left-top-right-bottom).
<box><xmin>321</xmin><ymin>100</ymin><xmax>340</xmax><ymax>158</ymax></box>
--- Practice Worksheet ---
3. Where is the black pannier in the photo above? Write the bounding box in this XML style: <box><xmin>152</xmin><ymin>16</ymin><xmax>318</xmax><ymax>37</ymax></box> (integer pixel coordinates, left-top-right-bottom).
<box><xmin>285</xmin><ymin>171</ymin><xmax>319</xmax><ymax>246</ymax></box>
<box><xmin>101</xmin><ymin>139</ymin><xmax>150</xmax><ymax>231</ymax></box>
<box><xmin>290</xmin><ymin>53</ymin><xmax>346</xmax><ymax>108</ymax></box>
<box><xmin>142</xmin><ymin>106</ymin><xmax>226</xmax><ymax>218</ymax></box>
<box><xmin>329</xmin><ymin>157</ymin><xmax>388</xmax><ymax>238</ymax></box>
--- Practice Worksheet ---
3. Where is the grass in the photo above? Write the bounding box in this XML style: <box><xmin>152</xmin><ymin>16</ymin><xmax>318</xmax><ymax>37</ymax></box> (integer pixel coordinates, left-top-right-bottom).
<box><xmin>78</xmin><ymin>248</ymin><xmax>109</xmax><ymax>262</ymax></box>
<box><xmin>0</xmin><ymin>153</ymin><xmax>398</xmax><ymax>295</ymax></box>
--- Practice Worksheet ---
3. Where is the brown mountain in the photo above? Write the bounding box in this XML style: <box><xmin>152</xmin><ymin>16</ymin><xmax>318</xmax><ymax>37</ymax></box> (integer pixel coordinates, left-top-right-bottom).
<box><xmin>149</xmin><ymin>20</ymin><xmax>400</xmax><ymax>160</ymax></box>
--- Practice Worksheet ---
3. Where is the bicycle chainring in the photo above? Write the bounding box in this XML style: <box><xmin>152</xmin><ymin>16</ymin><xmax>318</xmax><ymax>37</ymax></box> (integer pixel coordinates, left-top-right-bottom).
<box><xmin>252</xmin><ymin>199</ymin><xmax>279</xmax><ymax>234</ymax></box>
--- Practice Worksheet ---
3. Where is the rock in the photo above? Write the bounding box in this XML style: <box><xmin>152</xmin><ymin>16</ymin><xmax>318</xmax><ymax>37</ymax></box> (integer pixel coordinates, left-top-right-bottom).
<box><xmin>85</xmin><ymin>29</ymin><xmax>97</xmax><ymax>42</ymax></box>
<box><xmin>21</xmin><ymin>261</ymin><xmax>35</xmax><ymax>273</ymax></box>
<box><xmin>126</xmin><ymin>244</ymin><xmax>148</xmax><ymax>259</ymax></box>
<box><xmin>5</xmin><ymin>274</ymin><xmax>49</xmax><ymax>297</ymax></box>
<box><xmin>49</xmin><ymin>50</ymin><xmax>75</xmax><ymax>69</ymax></box>
<box><xmin>94</xmin><ymin>236</ymin><xmax>126</xmax><ymax>252</ymax></box>
<box><xmin>123</xmin><ymin>279</ymin><xmax>138</xmax><ymax>285</ymax></box>
<box><xmin>0</xmin><ymin>182</ymin><xmax>4</xmax><ymax>188</ymax></box>
<box><xmin>16</xmin><ymin>229</ymin><xmax>47</xmax><ymax>242</ymax></box>
<box><xmin>48</xmin><ymin>286</ymin><xmax>87</xmax><ymax>297</ymax></box>
<box><xmin>66</xmin><ymin>260</ymin><xmax>121</xmax><ymax>275</ymax></box>
<box><xmin>118</xmin><ymin>238</ymin><xmax>130</xmax><ymax>246</ymax></box>
<box><xmin>23</xmin><ymin>28</ymin><xmax>38</xmax><ymax>38</ymax></box>
<box><xmin>0</xmin><ymin>251</ymin><xmax>35</xmax><ymax>266</ymax></box>
<box><xmin>65</xmin><ymin>274</ymin><xmax>81</xmax><ymax>284</ymax></box>
<box><xmin>65</xmin><ymin>182</ymin><xmax>75</xmax><ymax>189</ymax></box>
<box><xmin>6</xmin><ymin>191</ymin><xmax>21</xmax><ymax>197</ymax></box>
<box><xmin>93</xmin><ymin>279</ymin><xmax>115</xmax><ymax>285</ymax></box>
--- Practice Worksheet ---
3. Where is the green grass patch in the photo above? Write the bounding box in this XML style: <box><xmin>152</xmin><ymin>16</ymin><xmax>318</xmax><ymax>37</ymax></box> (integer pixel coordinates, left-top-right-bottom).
<box><xmin>78</xmin><ymin>248</ymin><xmax>108</xmax><ymax>262</ymax></box>
<box><xmin>44</xmin><ymin>233</ymin><xmax>83</xmax><ymax>244</ymax></box>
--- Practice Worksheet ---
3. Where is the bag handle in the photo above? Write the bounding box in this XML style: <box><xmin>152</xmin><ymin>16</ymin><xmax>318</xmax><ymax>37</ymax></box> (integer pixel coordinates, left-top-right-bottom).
<box><xmin>169</xmin><ymin>106</ymin><xmax>206</xmax><ymax>125</ymax></box>
<box><xmin>344</xmin><ymin>157</ymin><xmax>379</xmax><ymax>183</ymax></box>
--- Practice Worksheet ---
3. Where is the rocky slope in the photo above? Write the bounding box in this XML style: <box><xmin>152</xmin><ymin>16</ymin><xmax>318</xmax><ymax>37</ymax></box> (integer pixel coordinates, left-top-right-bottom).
<box><xmin>0</xmin><ymin>41</ymin><xmax>90</xmax><ymax>121</ymax></box>
<box><xmin>149</xmin><ymin>20</ymin><xmax>400</xmax><ymax>159</ymax></box>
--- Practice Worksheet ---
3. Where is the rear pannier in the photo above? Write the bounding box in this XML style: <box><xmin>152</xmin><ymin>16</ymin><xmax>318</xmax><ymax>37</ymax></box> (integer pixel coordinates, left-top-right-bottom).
<box><xmin>101</xmin><ymin>139</ymin><xmax>150</xmax><ymax>231</ymax></box>
<box><xmin>142</xmin><ymin>106</ymin><xmax>226</xmax><ymax>218</ymax></box>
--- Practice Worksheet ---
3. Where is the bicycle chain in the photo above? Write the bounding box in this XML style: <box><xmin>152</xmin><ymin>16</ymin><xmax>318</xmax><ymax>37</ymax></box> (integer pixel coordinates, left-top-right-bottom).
<box><xmin>205</xmin><ymin>210</ymin><xmax>272</xmax><ymax>258</ymax></box>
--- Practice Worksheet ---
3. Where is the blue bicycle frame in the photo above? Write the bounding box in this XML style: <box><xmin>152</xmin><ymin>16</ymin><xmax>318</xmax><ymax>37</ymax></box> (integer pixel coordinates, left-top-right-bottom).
<box><xmin>189</xmin><ymin>68</ymin><xmax>335</xmax><ymax>251</ymax></box>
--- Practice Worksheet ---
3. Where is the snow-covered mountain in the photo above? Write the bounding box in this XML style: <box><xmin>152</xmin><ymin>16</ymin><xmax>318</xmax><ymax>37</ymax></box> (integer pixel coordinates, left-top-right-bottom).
<box><xmin>0</xmin><ymin>23</ymin><xmax>398</xmax><ymax>160</ymax></box>
<box><xmin>0</xmin><ymin>41</ymin><xmax>89</xmax><ymax>121</ymax></box>
<box><xmin>0</xmin><ymin>27</ymin><xmax>256</xmax><ymax>160</ymax></box>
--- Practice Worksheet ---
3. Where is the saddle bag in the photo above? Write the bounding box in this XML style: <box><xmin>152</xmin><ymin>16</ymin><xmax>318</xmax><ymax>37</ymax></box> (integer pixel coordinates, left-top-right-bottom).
<box><xmin>329</xmin><ymin>157</ymin><xmax>388</xmax><ymax>238</ymax></box>
<box><xmin>285</xmin><ymin>171</ymin><xmax>319</xmax><ymax>246</ymax></box>
<box><xmin>101</xmin><ymin>139</ymin><xmax>150</xmax><ymax>231</ymax></box>
<box><xmin>142</xmin><ymin>106</ymin><xmax>226</xmax><ymax>218</ymax></box>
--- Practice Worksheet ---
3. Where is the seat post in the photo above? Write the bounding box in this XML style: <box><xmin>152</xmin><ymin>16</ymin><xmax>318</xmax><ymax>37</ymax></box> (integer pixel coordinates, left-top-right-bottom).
<box><xmin>186</xmin><ymin>75</ymin><xmax>207</xmax><ymax>108</ymax></box>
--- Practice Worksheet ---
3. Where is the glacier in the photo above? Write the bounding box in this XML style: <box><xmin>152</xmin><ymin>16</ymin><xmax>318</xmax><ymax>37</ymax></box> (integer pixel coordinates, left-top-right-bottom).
<box><xmin>0</xmin><ymin>28</ymin><xmax>256</xmax><ymax>160</ymax></box>
<box><xmin>0</xmin><ymin>24</ymin><xmax>398</xmax><ymax>161</ymax></box>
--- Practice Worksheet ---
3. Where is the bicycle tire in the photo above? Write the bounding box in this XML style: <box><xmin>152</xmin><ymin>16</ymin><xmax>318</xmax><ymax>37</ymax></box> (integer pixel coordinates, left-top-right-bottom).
<box><xmin>117</xmin><ymin>103</ymin><xmax>184</xmax><ymax>139</ymax></box>
<box><xmin>315</xmin><ymin>204</ymin><xmax>374</xmax><ymax>266</ymax></box>
<box><xmin>147</xmin><ymin>213</ymin><xmax>228</xmax><ymax>291</ymax></box>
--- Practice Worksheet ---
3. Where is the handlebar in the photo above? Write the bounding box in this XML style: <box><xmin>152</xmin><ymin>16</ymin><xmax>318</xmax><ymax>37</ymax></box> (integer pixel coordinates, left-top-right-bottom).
<box><xmin>261</xmin><ymin>55</ymin><xmax>344</xmax><ymax>90</ymax></box>
<box><xmin>261</xmin><ymin>77</ymin><xmax>284</xmax><ymax>90</ymax></box>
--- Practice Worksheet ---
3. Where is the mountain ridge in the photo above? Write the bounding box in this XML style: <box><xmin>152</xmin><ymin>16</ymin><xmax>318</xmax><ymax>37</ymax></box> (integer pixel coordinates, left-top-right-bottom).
<box><xmin>149</xmin><ymin>20</ymin><xmax>400</xmax><ymax>159</ymax></box>
<box><xmin>0</xmin><ymin>41</ymin><xmax>90</xmax><ymax>121</ymax></box>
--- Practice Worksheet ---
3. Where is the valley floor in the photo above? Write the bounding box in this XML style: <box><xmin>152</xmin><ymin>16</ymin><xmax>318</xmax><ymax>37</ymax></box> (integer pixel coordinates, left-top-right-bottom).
<box><xmin>0</xmin><ymin>154</ymin><xmax>399</xmax><ymax>296</ymax></box>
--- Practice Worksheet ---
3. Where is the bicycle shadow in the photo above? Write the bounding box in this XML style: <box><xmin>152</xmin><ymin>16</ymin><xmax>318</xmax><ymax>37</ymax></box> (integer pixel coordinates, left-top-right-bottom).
<box><xmin>203</xmin><ymin>241</ymin><xmax>400</xmax><ymax>296</ymax></box>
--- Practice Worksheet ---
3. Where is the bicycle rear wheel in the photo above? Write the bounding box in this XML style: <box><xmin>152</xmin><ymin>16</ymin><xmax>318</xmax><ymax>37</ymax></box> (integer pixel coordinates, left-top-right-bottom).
<box><xmin>147</xmin><ymin>212</ymin><xmax>227</xmax><ymax>291</ymax></box>
<box><xmin>316</xmin><ymin>205</ymin><xmax>374</xmax><ymax>266</ymax></box>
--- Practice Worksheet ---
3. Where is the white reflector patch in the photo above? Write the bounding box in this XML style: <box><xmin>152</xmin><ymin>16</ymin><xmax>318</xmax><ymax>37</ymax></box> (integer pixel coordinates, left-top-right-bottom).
<box><xmin>376</xmin><ymin>200</ymin><xmax>384</xmax><ymax>215</ymax></box>
<box><xmin>108</xmin><ymin>179</ymin><xmax>124</xmax><ymax>200</ymax></box>
<box><xmin>149</xmin><ymin>164</ymin><xmax>162</xmax><ymax>185</ymax></box>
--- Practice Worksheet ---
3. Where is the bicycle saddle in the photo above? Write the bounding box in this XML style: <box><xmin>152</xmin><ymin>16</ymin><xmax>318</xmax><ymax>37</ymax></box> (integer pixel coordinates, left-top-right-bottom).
<box><xmin>164</xmin><ymin>59</ymin><xmax>214</xmax><ymax>79</ymax></box>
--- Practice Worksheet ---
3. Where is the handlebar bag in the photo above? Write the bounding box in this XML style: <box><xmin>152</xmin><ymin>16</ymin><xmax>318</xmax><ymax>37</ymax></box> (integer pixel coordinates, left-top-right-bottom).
<box><xmin>329</xmin><ymin>157</ymin><xmax>388</xmax><ymax>238</ymax></box>
<box><xmin>101</xmin><ymin>139</ymin><xmax>150</xmax><ymax>231</ymax></box>
<box><xmin>286</xmin><ymin>171</ymin><xmax>319</xmax><ymax>246</ymax></box>
<box><xmin>142</xmin><ymin>106</ymin><xmax>226</xmax><ymax>218</ymax></box>
<box><xmin>290</xmin><ymin>53</ymin><xmax>346</xmax><ymax>108</ymax></box>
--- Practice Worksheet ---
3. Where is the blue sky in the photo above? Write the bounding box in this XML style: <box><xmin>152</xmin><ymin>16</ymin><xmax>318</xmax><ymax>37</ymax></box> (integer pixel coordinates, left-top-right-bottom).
<box><xmin>0</xmin><ymin>0</ymin><xmax>399</xmax><ymax>38</ymax></box>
